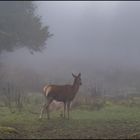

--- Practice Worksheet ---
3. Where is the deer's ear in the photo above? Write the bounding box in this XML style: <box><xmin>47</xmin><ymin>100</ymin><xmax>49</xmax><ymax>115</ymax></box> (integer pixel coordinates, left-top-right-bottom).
<box><xmin>78</xmin><ymin>73</ymin><xmax>81</xmax><ymax>77</ymax></box>
<box><xmin>72</xmin><ymin>73</ymin><xmax>76</xmax><ymax>78</ymax></box>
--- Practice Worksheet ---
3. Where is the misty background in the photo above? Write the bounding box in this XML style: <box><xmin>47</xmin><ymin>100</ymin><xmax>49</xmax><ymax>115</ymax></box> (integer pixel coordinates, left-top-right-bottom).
<box><xmin>1</xmin><ymin>1</ymin><xmax>140</xmax><ymax>96</ymax></box>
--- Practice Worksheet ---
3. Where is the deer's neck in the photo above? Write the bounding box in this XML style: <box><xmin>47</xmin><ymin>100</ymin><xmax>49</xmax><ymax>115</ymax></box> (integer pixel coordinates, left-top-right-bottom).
<box><xmin>72</xmin><ymin>80</ymin><xmax>80</xmax><ymax>95</ymax></box>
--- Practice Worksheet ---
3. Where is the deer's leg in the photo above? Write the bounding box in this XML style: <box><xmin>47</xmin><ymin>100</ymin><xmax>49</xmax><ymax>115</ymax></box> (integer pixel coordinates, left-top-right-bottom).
<box><xmin>46</xmin><ymin>98</ymin><xmax>53</xmax><ymax>120</ymax></box>
<box><xmin>63</xmin><ymin>102</ymin><xmax>66</xmax><ymax>119</ymax></box>
<box><xmin>39</xmin><ymin>102</ymin><xmax>47</xmax><ymax>119</ymax></box>
<box><xmin>67</xmin><ymin>101</ymin><xmax>71</xmax><ymax>120</ymax></box>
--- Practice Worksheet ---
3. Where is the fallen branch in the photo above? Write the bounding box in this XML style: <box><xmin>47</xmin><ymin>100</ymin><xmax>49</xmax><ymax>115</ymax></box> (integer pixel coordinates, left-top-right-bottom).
<box><xmin>128</xmin><ymin>132</ymin><xmax>140</xmax><ymax>138</ymax></box>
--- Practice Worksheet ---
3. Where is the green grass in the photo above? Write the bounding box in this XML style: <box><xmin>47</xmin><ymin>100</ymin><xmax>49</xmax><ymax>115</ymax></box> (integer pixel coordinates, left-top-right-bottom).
<box><xmin>0</xmin><ymin>104</ymin><xmax>140</xmax><ymax>139</ymax></box>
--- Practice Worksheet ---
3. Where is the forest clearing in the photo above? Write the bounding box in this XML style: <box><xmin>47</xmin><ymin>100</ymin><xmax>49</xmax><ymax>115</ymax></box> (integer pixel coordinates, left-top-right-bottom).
<box><xmin>1</xmin><ymin>1</ymin><xmax>140</xmax><ymax>139</ymax></box>
<box><xmin>0</xmin><ymin>94</ymin><xmax>140</xmax><ymax>139</ymax></box>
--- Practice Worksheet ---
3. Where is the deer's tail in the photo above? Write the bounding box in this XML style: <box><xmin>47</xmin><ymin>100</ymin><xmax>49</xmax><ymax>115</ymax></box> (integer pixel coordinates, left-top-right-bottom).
<box><xmin>43</xmin><ymin>85</ymin><xmax>49</xmax><ymax>96</ymax></box>
<box><xmin>42</xmin><ymin>84</ymin><xmax>51</xmax><ymax>98</ymax></box>
<box><xmin>43</xmin><ymin>85</ymin><xmax>48</xmax><ymax>93</ymax></box>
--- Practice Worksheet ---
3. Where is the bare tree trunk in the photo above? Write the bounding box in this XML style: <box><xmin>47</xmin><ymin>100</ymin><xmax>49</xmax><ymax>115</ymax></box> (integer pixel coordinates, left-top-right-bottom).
<box><xmin>3</xmin><ymin>83</ymin><xmax>13</xmax><ymax>113</ymax></box>
<box><xmin>15</xmin><ymin>87</ymin><xmax>23</xmax><ymax>112</ymax></box>
<box><xmin>2</xmin><ymin>82</ymin><xmax>24</xmax><ymax>113</ymax></box>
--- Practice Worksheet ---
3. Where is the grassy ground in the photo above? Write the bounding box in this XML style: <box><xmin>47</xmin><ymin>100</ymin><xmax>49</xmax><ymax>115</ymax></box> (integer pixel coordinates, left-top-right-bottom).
<box><xmin>0</xmin><ymin>104</ymin><xmax>140</xmax><ymax>139</ymax></box>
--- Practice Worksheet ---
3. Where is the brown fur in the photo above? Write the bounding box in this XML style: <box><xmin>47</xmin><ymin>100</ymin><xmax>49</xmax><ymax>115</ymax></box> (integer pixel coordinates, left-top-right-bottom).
<box><xmin>46</xmin><ymin>85</ymin><xmax>79</xmax><ymax>102</ymax></box>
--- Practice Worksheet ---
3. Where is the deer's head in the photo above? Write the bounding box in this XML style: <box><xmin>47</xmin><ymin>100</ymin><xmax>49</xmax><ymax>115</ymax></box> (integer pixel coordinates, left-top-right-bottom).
<box><xmin>72</xmin><ymin>73</ymin><xmax>82</xmax><ymax>86</ymax></box>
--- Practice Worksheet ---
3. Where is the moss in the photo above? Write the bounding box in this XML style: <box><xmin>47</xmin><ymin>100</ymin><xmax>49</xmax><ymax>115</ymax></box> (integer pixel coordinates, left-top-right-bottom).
<box><xmin>0</xmin><ymin>126</ymin><xmax>19</xmax><ymax>139</ymax></box>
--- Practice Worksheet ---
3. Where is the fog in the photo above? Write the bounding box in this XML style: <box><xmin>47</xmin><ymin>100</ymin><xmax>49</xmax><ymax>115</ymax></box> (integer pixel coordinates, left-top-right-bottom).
<box><xmin>1</xmin><ymin>1</ymin><xmax>140</xmax><ymax>94</ymax></box>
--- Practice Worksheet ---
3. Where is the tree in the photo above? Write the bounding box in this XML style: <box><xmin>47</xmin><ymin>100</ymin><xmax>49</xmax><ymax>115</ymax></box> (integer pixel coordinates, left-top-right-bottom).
<box><xmin>0</xmin><ymin>1</ymin><xmax>52</xmax><ymax>54</ymax></box>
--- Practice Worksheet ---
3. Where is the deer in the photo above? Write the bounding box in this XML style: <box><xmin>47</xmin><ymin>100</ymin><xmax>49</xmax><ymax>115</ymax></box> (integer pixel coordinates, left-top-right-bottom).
<box><xmin>39</xmin><ymin>73</ymin><xmax>82</xmax><ymax>120</ymax></box>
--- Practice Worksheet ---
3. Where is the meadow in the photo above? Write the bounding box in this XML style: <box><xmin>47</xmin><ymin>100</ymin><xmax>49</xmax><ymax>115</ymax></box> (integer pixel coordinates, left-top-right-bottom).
<box><xmin>0</xmin><ymin>94</ymin><xmax>140</xmax><ymax>139</ymax></box>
